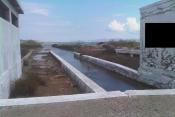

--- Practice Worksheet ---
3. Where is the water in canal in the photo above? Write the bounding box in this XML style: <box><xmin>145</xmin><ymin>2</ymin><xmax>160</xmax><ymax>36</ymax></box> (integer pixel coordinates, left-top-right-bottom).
<box><xmin>51</xmin><ymin>47</ymin><xmax>153</xmax><ymax>91</ymax></box>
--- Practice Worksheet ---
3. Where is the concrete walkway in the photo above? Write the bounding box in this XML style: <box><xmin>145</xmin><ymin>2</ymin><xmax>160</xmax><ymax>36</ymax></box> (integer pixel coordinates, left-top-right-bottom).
<box><xmin>1</xmin><ymin>89</ymin><xmax>175</xmax><ymax>117</ymax></box>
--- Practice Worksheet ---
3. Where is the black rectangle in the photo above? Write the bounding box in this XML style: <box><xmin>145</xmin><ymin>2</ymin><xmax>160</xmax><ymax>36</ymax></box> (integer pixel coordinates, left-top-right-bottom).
<box><xmin>145</xmin><ymin>23</ymin><xmax>175</xmax><ymax>48</ymax></box>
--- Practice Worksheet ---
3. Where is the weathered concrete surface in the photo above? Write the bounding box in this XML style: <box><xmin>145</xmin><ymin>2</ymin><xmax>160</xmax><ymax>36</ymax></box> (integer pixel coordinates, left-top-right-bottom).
<box><xmin>21</xmin><ymin>50</ymin><xmax>33</xmax><ymax>69</ymax></box>
<box><xmin>139</xmin><ymin>0</ymin><xmax>175</xmax><ymax>88</ymax></box>
<box><xmin>140</xmin><ymin>0</ymin><xmax>175</xmax><ymax>19</ymax></box>
<box><xmin>50</xmin><ymin>51</ymin><xmax>106</xmax><ymax>93</ymax></box>
<box><xmin>73</xmin><ymin>52</ymin><xmax>175</xmax><ymax>89</ymax></box>
<box><xmin>74</xmin><ymin>52</ymin><xmax>139</xmax><ymax>80</ymax></box>
<box><xmin>115</xmin><ymin>48</ymin><xmax>140</xmax><ymax>56</ymax></box>
<box><xmin>1</xmin><ymin>89</ymin><xmax>175</xmax><ymax>117</ymax></box>
<box><xmin>0</xmin><ymin>91</ymin><xmax>126</xmax><ymax>106</ymax></box>
<box><xmin>0</xmin><ymin>18</ymin><xmax>22</xmax><ymax>99</ymax></box>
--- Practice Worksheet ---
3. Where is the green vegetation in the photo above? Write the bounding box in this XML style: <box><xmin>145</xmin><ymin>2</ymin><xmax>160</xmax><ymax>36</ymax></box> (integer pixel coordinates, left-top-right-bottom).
<box><xmin>73</xmin><ymin>40</ymin><xmax>140</xmax><ymax>69</ymax></box>
<box><xmin>21</xmin><ymin>40</ymin><xmax>42</xmax><ymax>48</ymax></box>
<box><xmin>106</xmin><ymin>40</ymin><xmax>140</xmax><ymax>49</ymax></box>
<box><xmin>20</xmin><ymin>40</ymin><xmax>42</xmax><ymax>57</ymax></box>
<box><xmin>52</xmin><ymin>43</ymin><xmax>81</xmax><ymax>51</ymax></box>
<box><xmin>102</xmin><ymin>44</ymin><xmax>116</xmax><ymax>54</ymax></box>
<box><xmin>97</xmin><ymin>40</ymin><xmax>140</xmax><ymax>54</ymax></box>
<box><xmin>10</xmin><ymin>70</ymin><xmax>45</xmax><ymax>98</ymax></box>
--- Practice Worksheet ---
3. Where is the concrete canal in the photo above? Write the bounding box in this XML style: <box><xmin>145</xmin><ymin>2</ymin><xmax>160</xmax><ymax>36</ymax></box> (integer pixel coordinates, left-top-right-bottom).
<box><xmin>50</xmin><ymin>47</ymin><xmax>154</xmax><ymax>91</ymax></box>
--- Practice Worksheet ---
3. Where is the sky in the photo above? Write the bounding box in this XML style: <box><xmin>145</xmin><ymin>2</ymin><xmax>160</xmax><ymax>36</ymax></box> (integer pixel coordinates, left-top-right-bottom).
<box><xmin>19</xmin><ymin>0</ymin><xmax>159</xmax><ymax>42</ymax></box>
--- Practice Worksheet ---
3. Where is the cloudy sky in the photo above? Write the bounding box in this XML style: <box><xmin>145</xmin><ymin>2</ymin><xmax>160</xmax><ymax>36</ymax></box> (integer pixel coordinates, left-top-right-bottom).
<box><xmin>19</xmin><ymin>0</ymin><xmax>159</xmax><ymax>42</ymax></box>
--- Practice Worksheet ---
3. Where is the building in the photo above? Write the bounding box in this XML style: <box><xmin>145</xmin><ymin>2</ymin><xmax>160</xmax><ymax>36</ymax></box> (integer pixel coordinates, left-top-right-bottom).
<box><xmin>139</xmin><ymin>0</ymin><xmax>175</xmax><ymax>88</ymax></box>
<box><xmin>0</xmin><ymin>0</ymin><xmax>23</xmax><ymax>98</ymax></box>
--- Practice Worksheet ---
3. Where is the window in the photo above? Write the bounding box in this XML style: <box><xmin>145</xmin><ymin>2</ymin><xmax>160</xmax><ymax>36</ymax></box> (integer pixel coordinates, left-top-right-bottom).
<box><xmin>0</xmin><ymin>1</ymin><xmax>10</xmax><ymax>21</ymax></box>
<box><xmin>11</xmin><ymin>13</ymin><xmax>18</xmax><ymax>27</ymax></box>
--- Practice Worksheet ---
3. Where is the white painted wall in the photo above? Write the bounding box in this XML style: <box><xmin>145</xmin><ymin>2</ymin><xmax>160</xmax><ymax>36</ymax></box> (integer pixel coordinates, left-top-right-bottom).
<box><xmin>0</xmin><ymin>18</ymin><xmax>22</xmax><ymax>99</ymax></box>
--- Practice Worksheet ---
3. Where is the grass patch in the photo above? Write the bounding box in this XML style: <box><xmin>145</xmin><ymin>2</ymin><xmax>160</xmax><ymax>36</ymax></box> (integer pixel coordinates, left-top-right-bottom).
<box><xmin>21</xmin><ymin>40</ymin><xmax>42</xmax><ymax>48</ymax></box>
<box><xmin>20</xmin><ymin>40</ymin><xmax>42</xmax><ymax>57</ymax></box>
<box><xmin>74</xmin><ymin>40</ymin><xmax>140</xmax><ymax>69</ymax></box>
<box><xmin>102</xmin><ymin>44</ymin><xmax>116</xmax><ymax>54</ymax></box>
<box><xmin>52</xmin><ymin>43</ymin><xmax>81</xmax><ymax>51</ymax></box>
<box><xmin>106</xmin><ymin>40</ymin><xmax>140</xmax><ymax>49</ymax></box>
<box><xmin>10</xmin><ymin>71</ymin><xmax>45</xmax><ymax>98</ymax></box>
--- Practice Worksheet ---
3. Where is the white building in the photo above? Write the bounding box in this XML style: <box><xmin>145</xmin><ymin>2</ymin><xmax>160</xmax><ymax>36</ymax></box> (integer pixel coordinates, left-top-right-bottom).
<box><xmin>0</xmin><ymin>0</ymin><xmax>23</xmax><ymax>98</ymax></box>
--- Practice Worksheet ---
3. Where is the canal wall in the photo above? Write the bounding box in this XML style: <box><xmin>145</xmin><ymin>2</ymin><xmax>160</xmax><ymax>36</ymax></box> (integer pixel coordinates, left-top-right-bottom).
<box><xmin>50</xmin><ymin>51</ymin><xmax>106</xmax><ymax>93</ymax></box>
<box><xmin>1</xmin><ymin>89</ymin><xmax>175</xmax><ymax>117</ymax></box>
<box><xmin>74</xmin><ymin>52</ymin><xmax>139</xmax><ymax>80</ymax></box>
<box><xmin>21</xmin><ymin>50</ymin><xmax>33</xmax><ymax>69</ymax></box>
<box><xmin>74</xmin><ymin>52</ymin><xmax>175</xmax><ymax>89</ymax></box>
<box><xmin>115</xmin><ymin>48</ymin><xmax>140</xmax><ymax>57</ymax></box>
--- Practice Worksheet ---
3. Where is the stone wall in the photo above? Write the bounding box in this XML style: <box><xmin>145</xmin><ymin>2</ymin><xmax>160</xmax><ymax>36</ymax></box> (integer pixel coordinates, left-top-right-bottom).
<box><xmin>139</xmin><ymin>0</ymin><xmax>175</xmax><ymax>88</ymax></box>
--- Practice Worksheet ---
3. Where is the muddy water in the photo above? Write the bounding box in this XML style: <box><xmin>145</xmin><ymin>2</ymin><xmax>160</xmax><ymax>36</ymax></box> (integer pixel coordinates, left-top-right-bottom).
<box><xmin>50</xmin><ymin>46</ymin><xmax>154</xmax><ymax>91</ymax></box>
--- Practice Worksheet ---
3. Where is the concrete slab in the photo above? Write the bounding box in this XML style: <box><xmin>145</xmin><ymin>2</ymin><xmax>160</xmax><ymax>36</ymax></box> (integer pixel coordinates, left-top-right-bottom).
<box><xmin>0</xmin><ymin>91</ymin><xmax>126</xmax><ymax>107</ymax></box>
<box><xmin>1</xmin><ymin>89</ymin><xmax>175</xmax><ymax>117</ymax></box>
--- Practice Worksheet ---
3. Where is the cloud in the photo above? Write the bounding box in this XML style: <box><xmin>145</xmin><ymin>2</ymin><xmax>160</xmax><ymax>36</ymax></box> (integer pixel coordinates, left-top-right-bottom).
<box><xmin>108</xmin><ymin>20</ymin><xmax>125</xmax><ymax>32</ymax></box>
<box><xmin>108</xmin><ymin>17</ymin><xmax>140</xmax><ymax>32</ymax></box>
<box><xmin>127</xmin><ymin>17</ymin><xmax>140</xmax><ymax>31</ymax></box>
<box><xmin>22</xmin><ymin>2</ymin><xmax>50</xmax><ymax>16</ymax></box>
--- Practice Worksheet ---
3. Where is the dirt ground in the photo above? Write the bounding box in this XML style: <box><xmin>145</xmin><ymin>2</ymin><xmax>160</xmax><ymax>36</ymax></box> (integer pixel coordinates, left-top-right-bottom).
<box><xmin>22</xmin><ymin>52</ymin><xmax>81</xmax><ymax>97</ymax></box>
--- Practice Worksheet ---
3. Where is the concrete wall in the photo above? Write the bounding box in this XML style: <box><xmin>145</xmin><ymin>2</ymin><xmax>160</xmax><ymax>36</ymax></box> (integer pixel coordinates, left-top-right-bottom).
<box><xmin>74</xmin><ymin>52</ymin><xmax>175</xmax><ymax>89</ymax></box>
<box><xmin>21</xmin><ymin>50</ymin><xmax>33</xmax><ymax>69</ymax></box>
<box><xmin>0</xmin><ymin>18</ymin><xmax>21</xmax><ymax>99</ymax></box>
<box><xmin>50</xmin><ymin>51</ymin><xmax>106</xmax><ymax>93</ymax></box>
<box><xmin>1</xmin><ymin>89</ymin><xmax>175</xmax><ymax>117</ymax></box>
<box><xmin>139</xmin><ymin>0</ymin><xmax>175</xmax><ymax>88</ymax></box>
<box><xmin>115</xmin><ymin>49</ymin><xmax>140</xmax><ymax>56</ymax></box>
<box><xmin>74</xmin><ymin>52</ymin><xmax>139</xmax><ymax>80</ymax></box>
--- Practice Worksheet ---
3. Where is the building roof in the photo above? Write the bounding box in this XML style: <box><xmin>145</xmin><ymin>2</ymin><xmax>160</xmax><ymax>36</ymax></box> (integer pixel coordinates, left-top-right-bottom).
<box><xmin>140</xmin><ymin>0</ymin><xmax>175</xmax><ymax>18</ymax></box>
<box><xmin>8</xmin><ymin>0</ymin><xmax>24</xmax><ymax>14</ymax></box>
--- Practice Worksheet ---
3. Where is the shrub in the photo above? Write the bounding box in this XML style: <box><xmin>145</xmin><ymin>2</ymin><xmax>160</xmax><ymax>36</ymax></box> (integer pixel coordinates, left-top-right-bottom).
<box><xmin>10</xmin><ymin>72</ymin><xmax>45</xmax><ymax>98</ymax></box>
<box><xmin>23</xmin><ymin>59</ymin><xmax>29</xmax><ymax>66</ymax></box>
<box><xmin>52</xmin><ymin>43</ymin><xmax>81</xmax><ymax>51</ymax></box>
<box><xmin>107</xmin><ymin>40</ymin><xmax>140</xmax><ymax>49</ymax></box>
<box><xmin>20</xmin><ymin>40</ymin><xmax>42</xmax><ymax>57</ymax></box>
<box><xmin>21</xmin><ymin>40</ymin><xmax>42</xmax><ymax>48</ymax></box>
<box><xmin>102</xmin><ymin>44</ymin><xmax>116</xmax><ymax>54</ymax></box>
